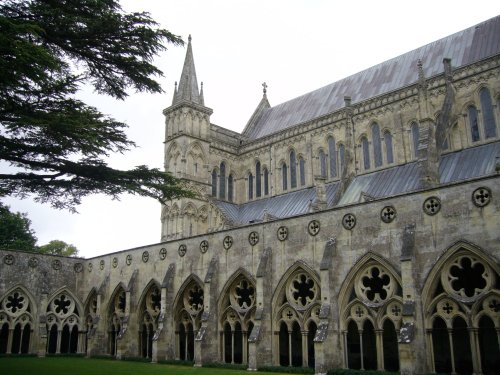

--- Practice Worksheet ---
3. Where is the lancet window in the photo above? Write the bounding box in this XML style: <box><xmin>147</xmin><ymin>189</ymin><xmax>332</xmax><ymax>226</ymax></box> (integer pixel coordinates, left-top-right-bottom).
<box><xmin>175</xmin><ymin>280</ymin><xmax>204</xmax><ymax>361</ymax></box>
<box><xmin>83</xmin><ymin>290</ymin><xmax>98</xmax><ymax>355</ymax></box>
<box><xmin>46</xmin><ymin>291</ymin><xmax>82</xmax><ymax>354</ymax></box>
<box><xmin>319</xmin><ymin>150</ymin><xmax>327</xmax><ymax>178</ymax></box>
<box><xmin>361</xmin><ymin>136</ymin><xmax>370</xmax><ymax>170</ymax></box>
<box><xmin>339</xmin><ymin>144</ymin><xmax>345</xmax><ymax>175</ymax></box>
<box><xmin>290</xmin><ymin>150</ymin><xmax>297</xmax><ymax>189</ymax></box>
<box><xmin>219</xmin><ymin>162</ymin><xmax>226</xmax><ymax>199</ymax></box>
<box><xmin>372</xmin><ymin>123</ymin><xmax>382</xmax><ymax>168</ymax></box>
<box><xmin>468</xmin><ymin>105</ymin><xmax>480</xmax><ymax>142</ymax></box>
<box><xmin>410</xmin><ymin>122</ymin><xmax>419</xmax><ymax>159</ymax></box>
<box><xmin>282</xmin><ymin>163</ymin><xmax>288</xmax><ymax>191</ymax></box>
<box><xmin>299</xmin><ymin>157</ymin><xmax>306</xmax><ymax>186</ymax></box>
<box><xmin>0</xmin><ymin>287</ymin><xmax>33</xmax><ymax>354</ymax></box>
<box><xmin>341</xmin><ymin>260</ymin><xmax>402</xmax><ymax>372</ymax></box>
<box><xmin>480</xmin><ymin>87</ymin><xmax>497</xmax><ymax>139</ymax></box>
<box><xmin>248</xmin><ymin>173</ymin><xmax>254</xmax><ymax>200</ymax></box>
<box><xmin>328</xmin><ymin>136</ymin><xmax>337</xmax><ymax>178</ymax></box>
<box><xmin>423</xmin><ymin>245</ymin><xmax>500</xmax><ymax>375</ymax></box>
<box><xmin>108</xmin><ymin>286</ymin><xmax>126</xmax><ymax>356</ymax></box>
<box><xmin>256</xmin><ymin>161</ymin><xmax>262</xmax><ymax>198</ymax></box>
<box><xmin>384</xmin><ymin>131</ymin><xmax>393</xmax><ymax>164</ymax></box>
<box><xmin>228</xmin><ymin>175</ymin><xmax>234</xmax><ymax>202</ymax></box>
<box><xmin>219</xmin><ymin>273</ymin><xmax>256</xmax><ymax>365</ymax></box>
<box><xmin>263</xmin><ymin>168</ymin><xmax>269</xmax><ymax>196</ymax></box>
<box><xmin>139</xmin><ymin>283</ymin><xmax>162</xmax><ymax>359</ymax></box>
<box><xmin>274</xmin><ymin>266</ymin><xmax>321</xmax><ymax>368</ymax></box>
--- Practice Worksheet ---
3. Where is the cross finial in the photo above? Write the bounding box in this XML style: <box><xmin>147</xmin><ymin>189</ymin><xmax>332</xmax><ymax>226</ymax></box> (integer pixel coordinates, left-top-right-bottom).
<box><xmin>262</xmin><ymin>82</ymin><xmax>268</xmax><ymax>94</ymax></box>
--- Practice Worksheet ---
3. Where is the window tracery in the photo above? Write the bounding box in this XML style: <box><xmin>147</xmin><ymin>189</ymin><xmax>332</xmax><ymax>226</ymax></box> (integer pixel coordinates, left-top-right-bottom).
<box><xmin>0</xmin><ymin>288</ymin><xmax>33</xmax><ymax>354</ymax></box>
<box><xmin>424</xmin><ymin>246</ymin><xmax>500</xmax><ymax>375</ymax></box>
<box><xmin>108</xmin><ymin>286</ymin><xmax>126</xmax><ymax>356</ymax></box>
<box><xmin>274</xmin><ymin>266</ymin><xmax>320</xmax><ymax>368</ymax></box>
<box><xmin>341</xmin><ymin>260</ymin><xmax>402</xmax><ymax>372</ymax></box>
<box><xmin>139</xmin><ymin>283</ymin><xmax>162</xmax><ymax>359</ymax></box>
<box><xmin>46</xmin><ymin>291</ymin><xmax>81</xmax><ymax>354</ymax></box>
<box><xmin>220</xmin><ymin>274</ymin><xmax>256</xmax><ymax>364</ymax></box>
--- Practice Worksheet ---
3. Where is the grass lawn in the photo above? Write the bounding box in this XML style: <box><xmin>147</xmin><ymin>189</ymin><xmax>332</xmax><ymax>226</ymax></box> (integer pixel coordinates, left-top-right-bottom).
<box><xmin>0</xmin><ymin>357</ymin><xmax>292</xmax><ymax>375</ymax></box>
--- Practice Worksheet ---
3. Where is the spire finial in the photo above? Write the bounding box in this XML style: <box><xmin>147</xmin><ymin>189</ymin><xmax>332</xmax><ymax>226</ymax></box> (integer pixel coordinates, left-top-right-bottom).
<box><xmin>188</xmin><ymin>34</ymin><xmax>192</xmax><ymax>43</ymax></box>
<box><xmin>262</xmin><ymin>82</ymin><xmax>268</xmax><ymax>95</ymax></box>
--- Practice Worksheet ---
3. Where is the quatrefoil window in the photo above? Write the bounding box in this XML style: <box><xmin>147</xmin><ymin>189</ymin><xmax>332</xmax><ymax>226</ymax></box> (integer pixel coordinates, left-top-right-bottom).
<box><xmin>248</xmin><ymin>231</ymin><xmax>259</xmax><ymax>246</ymax></box>
<box><xmin>441</xmin><ymin>255</ymin><xmax>492</xmax><ymax>301</ymax></box>
<box><xmin>472</xmin><ymin>187</ymin><xmax>491</xmax><ymax>207</ymax></box>
<box><xmin>308</xmin><ymin>220</ymin><xmax>320</xmax><ymax>236</ymax></box>
<box><xmin>342</xmin><ymin>213</ymin><xmax>356</xmax><ymax>230</ymax></box>
<box><xmin>423</xmin><ymin>196</ymin><xmax>441</xmax><ymax>216</ymax></box>
<box><xmin>381</xmin><ymin>206</ymin><xmax>396</xmax><ymax>223</ymax></box>
<box><xmin>355</xmin><ymin>265</ymin><xmax>394</xmax><ymax>305</ymax></box>
<box><xmin>277</xmin><ymin>226</ymin><xmax>288</xmax><ymax>241</ymax></box>
<box><xmin>223</xmin><ymin>236</ymin><xmax>233</xmax><ymax>250</ymax></box>
<box><xmin>287</xmin><ymin>273</ymin><xmax>317</xmax><ymax>309</ymax></box>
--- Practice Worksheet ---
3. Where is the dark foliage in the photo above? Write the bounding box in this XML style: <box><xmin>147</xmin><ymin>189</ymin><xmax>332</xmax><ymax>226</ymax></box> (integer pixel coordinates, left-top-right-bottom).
<box><xmin>0</xmin><ymin>0</ymin><xmax>193</xmax><ymax>210</ymax></box>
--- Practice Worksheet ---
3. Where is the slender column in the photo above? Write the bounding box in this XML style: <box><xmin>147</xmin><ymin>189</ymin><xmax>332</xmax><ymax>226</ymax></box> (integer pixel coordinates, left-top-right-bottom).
<box><xmin>375</xmin><ymin>329</ymin><xmax>384</xmax><ymax>370</ymax></box>
<box><xmin>302</xmin><ymin>331</ymin><xmax>308</xmax><ymax>367</ymax></box>
<box><xmin>473</xmin><ymin>329</ymin><xmax>482</xmax><ymax>375</ymax></box>
<box><xmin>342</xmin><ymin>331</ymin><xmax>348</xmax><ymax>368</ymax></box>
<box><xmin>184</xmin><ymin>331</ymin><xmax>188</xmax><ymax>360</ymax></box>
<box><xmin>242</xmin><ymin>331</ymin><xmax>247</xmax><ymax>364</ymax></box>
<box><xmin>447</xmin><ymin>329</ymin><xmax>456</xmax><ymax>375</ymax></box>
<box><xmin>359</xmin><ymin>330</ymin><xmax>364</xmax><ymax>370</ymax></box>
<box><xmin>288</xmin><ymin>331</ymin><xmax>292</xmax><ymax>367</ymax></box>
<box><xmin>426</xmin><ymin>329</ymin><xmax>436</xmax><ymax>374</ymax></box>
<box><xmin>6</xmin><ymin>329</ymin><xmax>13</xmax><ymax>354</ymax></box>
<box><xmin>468</xmin><ymin>328</ymin><xmax>480</xmax><ymax>375</ymax></box>
<box><xmin>221</xmin><ymin>331</ymin><xmax>225</xmax><ymax>362</ymax></box>
<box><xmin>18</xmin><ymin>328</ymin><xmax>24</xmax><ymax>353</ymax></box>
<box><xmin>231</xmin><ymin>330</ymin><xmax>234</xmax><ymax>364</ymax></box>
<box><xmin>175</xmin><ymin>331</ymin><xmax>179</xmax><ymax>359</ymax></box>
<box><xmin>56</xmin><ymin>330</ymin><xmax>62</xmax><ymax>354</ymax></box>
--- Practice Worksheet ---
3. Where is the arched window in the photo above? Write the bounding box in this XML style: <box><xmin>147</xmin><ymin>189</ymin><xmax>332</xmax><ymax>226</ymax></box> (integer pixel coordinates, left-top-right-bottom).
<box><xmin>299</xmin><ymin>157</ymin><xmax>306</xmax><ymax>186</ymax></box>
<box><xmin>211</xmin><ymin>170</ymin><xmax>217</xmax><ymax>197</ymax></box>
<box><xmin>0</xmin><ymin>289</ymin><xmax>33</xmax><ymax>355</ymax></box>
<box><xmin>228</xmin><ymin>175</ymin><xmax>234</xmax><ymax>202</ymax></box>
<box><xmin>256</xmin><ymin>161</ymin><xmax>261</xmax><ymax>198</ymax></box>
<box><xmin>219</xmin><ymin>162</ymin><xmax>226</xmax><ymax>200</ymax></box>
<box><xmin>411</xmin><ymin>122</ymin><xmax>419</xmax><ymax>159</ymax></box>
<box><xmin>328</xmin><ymin>137</ymin><xmax>337</xmax><ymax>177</ymax></box>
<box><xmin>248</xmin><ymin>173</ymin><xmax>253</xmax><ymax>200</ymax></box>
<box><xmin>339</xmin><ymin>144</ymin><xmax>345</xmax><ymax>176</ymax></box>
<box><xmin>263</xmin><ymin>168</ymin><xmax>269</xmax><ymax>196</ymax></box>
<box><xmin>290</xmin><ymin>150</ymin><xmax>297</xmax><ymax>189</ymax></box>
<box><xmin>361</xmin><ymin>136</ymin><xmax>370</xmax><ymax>170</ymax></box>
<box><xmin>319</xmin><ymin>150</ymin><xmax>327</xmax><ymax>178</ymax></box>
<box><xmin>384</xmin><ymin>131</ymin><xmax>394</xmax><ymax>164</ymax></box>
<box><xmin>480</xmin><ymin>87</ymin><xmax>497</xmax><ymax>138</ymax></box>
<box><xmin>468</xmin><ymin>105</ymin><xmax>480</xmax><ymax>142</ymax></box>
<box><xmin>282</xmin><ymin>163</ymin><xmax>288</xmax><ymax>191</ymax></box>
<box><xmin>372</xmin><ymin>123</ymin><xmax>382</xmax><ymax>167</ymax></box>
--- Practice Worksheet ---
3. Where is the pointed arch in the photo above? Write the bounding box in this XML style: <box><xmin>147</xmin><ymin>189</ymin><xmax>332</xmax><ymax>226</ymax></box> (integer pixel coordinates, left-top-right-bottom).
<box><xmin>421</xmin><ymin>240</ymin><xmax>500</xmax><ymax>375</ymax></box>
<box><xmin>272</xmin><ymin>261</ymin><xmax>320</xmax><ymax>368</ymax></box>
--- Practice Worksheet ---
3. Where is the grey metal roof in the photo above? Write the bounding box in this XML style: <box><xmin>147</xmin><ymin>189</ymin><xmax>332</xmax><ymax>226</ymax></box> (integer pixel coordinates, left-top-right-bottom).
<box><xmin>244</xmin><ymin>16</ymin><xmax>500</xmax><ymax>139</ymax></box>
<box><xmin>215</xmin><ymin>141</ymin><xmax>499</xmax><ymax>225</ymax></box>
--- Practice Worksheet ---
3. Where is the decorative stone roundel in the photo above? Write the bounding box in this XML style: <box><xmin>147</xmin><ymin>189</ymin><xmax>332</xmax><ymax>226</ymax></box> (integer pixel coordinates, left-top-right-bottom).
<box><xmin>112</xmin><ymin>257</ymin><xmax>118</xmax><ymax>268</ymax></box>
<box><xmin>126</xmin><ymin>254</ymin><xmax>132</xmax><ymax>266</ymax></box>
<box><xmin>99</xmin><ymin>259</ymin><xmax>105</xmax><ymax>270</ymax></box>
<box><xmin>74</xmin><ymin>263</ymin><xmax>83</xmax><ymax>273</ymax></box>
<box><xmin>200</xmin><ymin>240</ymin><xmax>209</xmax><ymax>254</ymax></box>
<box><xmin>223</xmin><ymin>236</ymin><xmax>233</xmax><ymax>250</ymax></box>
<box><xmin>342</xmin><ymin>213</ymin><xmax>356</xmax><ymax>230</ymax></box>
<box><xmin>88</xmin><ymin>262</ymin><xmax>93</xmax><ymax>272</ymax></box>
<box><xmin>380</xmin><ymin>206</ymin><xmax>396</xmax><ymax>223</ymax></box>
<box><xmin>178</xmin><ymin>244</ymin><xmax>187</xmax><ymax>257</ymax></box>
<box><xmin>277</xmin><ymin>226</ymin><xmax>288</xmax><ymax>241</ymax></box>
<box><xmin>440</xmin><ymin>254</ymin><xmax>493</xmax><ymax>302</ymax></box>
<box><xmin>28</xmin><ymin>257</ymin><xmax>38</xmax><ymax>268</ymax></box>
<box><xmin>423</xmin><ymin>196</ymin><xmax>441</xmax><ymax>216</ymax></box>
<box><xmin>472</xmin><ymin>187</ymin><xmax>491</xmax><ymax>207</ymax></box>
<box><xmin>308</xmin><ymin>220</ymin><xmax>320</xmax><ymax>236</ymax></box>
<box><xmin>248</xmin><ymin>231</ymin><xmax>259</xmax><ymax>246</ymax></box>
<box><xmin>3</xmin><ymin>254</ymin><xmax>14</xmax><ymax>265</ymax></box>
<box><xmin>159</xmin><ymin>248</ymin><xmax>167</xmax><ymax>260</ymax></box>
<box><xmin>142</xmin><ymin>251</ymin><xmax>149</xmax><ymax>263</ymax></box>
<box><xmin>52</xmin><ymin>259</ymin><xmax>62</xmax><ymax>270</ymax></box>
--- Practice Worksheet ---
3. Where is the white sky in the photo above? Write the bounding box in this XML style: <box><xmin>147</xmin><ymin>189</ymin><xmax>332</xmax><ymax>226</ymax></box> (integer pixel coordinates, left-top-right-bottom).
<box><xmin>2</xmin><ymin>1</ymin><xmax>499</xmax><ymax>258</ymax></box>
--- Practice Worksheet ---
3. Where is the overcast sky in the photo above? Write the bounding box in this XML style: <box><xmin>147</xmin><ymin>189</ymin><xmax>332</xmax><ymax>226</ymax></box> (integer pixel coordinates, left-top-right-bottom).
<box><xmin>2</xmin><ymin>1</ymin><xmax>499</xmax><ymax>258</ymax></box>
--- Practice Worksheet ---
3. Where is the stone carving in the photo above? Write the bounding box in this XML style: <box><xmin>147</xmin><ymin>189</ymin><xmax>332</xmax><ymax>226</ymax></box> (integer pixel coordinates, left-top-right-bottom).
<box><xmin>423</xmin><ymin>196</ymin><xmax>441</xmax><ymax>215</ymax></box>
<box><xmin>277</xmin><ymin>226</ymin><xmax>288</xmax><ymax>241</ymax></box>
<box><xmin>126</xmin><ymin>254</ymin><xmax>132</xmax><ymax>266</ymax></box>
<box><xmin>342</xmin><ymin>213</ymin><xmax>356</xmax><ymax>230</ymax></box>
<box><xmin>178</xmin><ymin>244</ymin><xmax>187</xmax><ymax>257</ymax></box>
<box><xmin>199</xmin><ymin>240</ymin><xmax>209</xmax><ymax>254</ymax></box>
<box><xmin>308</xmin><ymin>220</ymin><xmax>320</xmax><ymax>236</ymax></box>
<box><xmin>142</xmin><ymin>251</ymin><xmax>149</xmax><ymax>263</ymax></box>
<box><xmin>248</xmin><ymin>231</ymin><xmax>259</xmax><ymax>246</ymax></box>
<box><xmin>472</xmin><ymin>186</ymin><xmax>491</xmax><ymax>207</ymax></box>
<box><xmin>3</xmin><ymin>254</ymin><xmax>14</xmax><ymax>265</ymax></box>
<box><xmin>223</xmin><ymin>236</ymin><xmax>233</xmax><ymax>250</ymax></box>
<box><xmin>381</xmin><ymin>205</ymin><xmax>397</xmax><ymax>223</ymax></box>
<box><xmin>159</xmin><ymin>247</ymin><xmax>167</xmax><ymax>260</ymax></box>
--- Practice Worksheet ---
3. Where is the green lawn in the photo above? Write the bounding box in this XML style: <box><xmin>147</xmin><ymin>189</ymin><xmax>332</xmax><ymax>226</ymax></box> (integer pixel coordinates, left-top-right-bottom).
<box><xmin>0</xmin><ymin>357</ymin><xmax>292</xmax><ymax>375</ymax></box>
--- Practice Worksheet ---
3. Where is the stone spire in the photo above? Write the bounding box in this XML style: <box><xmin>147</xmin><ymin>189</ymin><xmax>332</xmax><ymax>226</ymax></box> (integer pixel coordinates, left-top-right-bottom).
<box><xmin>172</xmin><ymin>35</ymin><xmax>201</xmax><ymax>105</ymax></box>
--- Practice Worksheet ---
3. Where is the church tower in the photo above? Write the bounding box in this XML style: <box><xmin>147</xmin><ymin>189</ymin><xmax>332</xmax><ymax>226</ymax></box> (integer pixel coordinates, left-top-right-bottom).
<box><xmin>161</xmin><ymin>36</ymin><xmax>213</xmax><ymax>241</ymax></box>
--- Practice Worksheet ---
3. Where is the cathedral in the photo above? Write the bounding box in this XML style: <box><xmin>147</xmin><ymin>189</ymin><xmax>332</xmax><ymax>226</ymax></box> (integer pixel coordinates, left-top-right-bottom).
<box><xmin>1</xmin><ymin>16</ymin><xmax>499</xmax><ymax>375</ymax></box>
